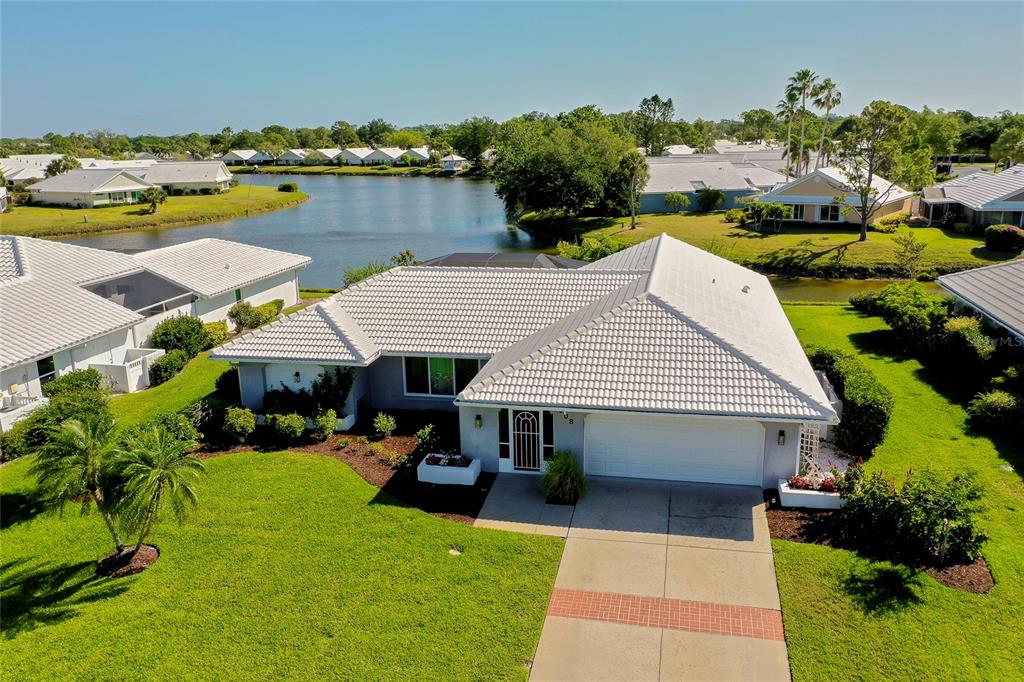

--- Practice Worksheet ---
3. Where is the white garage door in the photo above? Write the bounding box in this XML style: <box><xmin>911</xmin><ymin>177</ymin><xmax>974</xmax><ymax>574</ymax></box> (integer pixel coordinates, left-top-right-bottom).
<box><xmin>584</xmin><ymin>414</ymin><xmax>765</xmax><ymax>485</ymax></box>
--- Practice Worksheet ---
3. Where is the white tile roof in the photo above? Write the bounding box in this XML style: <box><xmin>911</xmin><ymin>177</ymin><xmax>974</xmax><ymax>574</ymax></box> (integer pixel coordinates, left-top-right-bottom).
<box><xmin>644</xmin><ymin>161</ymin><xmax>784</xmax><ymax>194</ymax></box>
<box><xmin>133</xmin><ymin>239</ymin><xmax>310</xmax><ymax>298</ymax></box>
<box><xmin>223</xmin><ymin>149</ymin><xmax>258</xmax><ymax>161</ymax></box>
<box><xmin>26</xmin><ymin>169</ymin><xmax>152</xmax><ymax>194</ymax></box>
<box><xmin>459</xmin><ymin>236</ymin><xmax>836</xmax><ymax>421</ymax></box>
<box><xmin>140</xmin><ymin>161</ymin><xmax>232</xmax><ymax>185</ymax></box>
<box><xmin>922</xmin><ymin>164</ymin><xmax>1024</xmax><ymax>211</ymax></box>
<box><xmin>341</xmin><ymin>147</ymin><xmax>373</xmax><ymax>159</ymax></box>
<box><xmin>213</xmin><ymin>235</ymin><xmax>836</xmax><ymax>422</ymax></box>
<box><xmin>938</xmin><ymin>259</ymin><xmax>1024</xmax><ymax>339</ymax></box>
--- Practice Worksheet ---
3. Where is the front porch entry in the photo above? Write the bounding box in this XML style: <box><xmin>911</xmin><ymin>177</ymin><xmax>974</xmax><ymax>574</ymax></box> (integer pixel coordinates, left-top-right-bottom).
<box><xmin>498</xmin><ymin>408</ymin><xmax>555</xmax><ymax>474</ymax></box>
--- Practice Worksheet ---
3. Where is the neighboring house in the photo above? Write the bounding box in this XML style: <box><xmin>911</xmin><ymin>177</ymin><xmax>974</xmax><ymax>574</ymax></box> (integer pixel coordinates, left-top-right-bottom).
<box><xmin>920</xmin><ymin>164</ymin><xmax>1024</xmax><ymax>228</ymax></box>
<box><xmin>404</xmin><ymin>147</ymin><xmax>431</xmax><ymax>164</ymax></box>
<box><xmin>663</xmin><ymin>144</ymin><xmax>695</xmax><ymax>156</ymax></box>
<box><xmin>363</xmin><ymin>147</ymin><xmax>405</xmax><ymax>166</ymax></box>
<box><xmin>222</xmin><ymin>149</ymin><xmax>259</xmax><ymax>165</ymax></box>
<box><xmin>640</xmin><ymin>160</ymin><xmax>785</xmax><ymax>213</ymax></box>
<box><xmin>937</xmin><ymin>259</ymin><xmax>1024</xmax><ymax>342</ymax></box>
<box><xmin>277</xmin><ymin>149</ymin><xmax>307</xmax><ymax>165</ymax></box>
<box><xmin>340</xmin><ymin>147</ymin><xmax>373</xmax><ymax>165</ymax></box>
<box><xmin>711</xmin><ymin>140</ymin><xmax>779</xmax><ymax>154</ymax></box>
<box><xmin>421</xmin><ymin>252</ymin><xmax>584</xmax><ymax>268</ymax></box>
<box><xmin>84</xmin><ymin>159</ymin><xmax>160</xmax><ymax>172</ymax></box>
<box><xmin>441</xmin><ymin>154</ymin><xmax>468</xmax><ymax>172</ymax></box>
<box><xmin>139</xmin><ymin>161</ymin><xmax>233</xmax><ymax>193</ymax></box>
<box><xmin>1</xmin><ymin>159</ymin><xmax>48</xmax><ymax>186</ymax></box>
<box><xmin>0</xmin><ymin>187</ymin><xmax>7</xmax><ymax>213</ymax></box>
<box><xmin>212</xmin><ymin>234</ymin><xmax>837</xmax><ymax>487</ymax></box>
<box><xmin>0</xmin><ymin>235</ymin><xmax>311</xmax><ymax>429</ymax></box>
<box><xmin>481</xmin><ymin>148</ymin><xmax>497</xmax><ymax>163</ymax></box>
<box><xmin>756</xmin><ymin>166</ymin><xmax>914</xmax><ymax>224</ymax></box>
<box><xmin>315</xmin><ymin>148</ymin><xmax>343</xmax><ymax>164</ymax></box>
<box><xmin>27</xmin><ymin>169</ymin><xmax>152</xmax><ymax>208</ymax></box>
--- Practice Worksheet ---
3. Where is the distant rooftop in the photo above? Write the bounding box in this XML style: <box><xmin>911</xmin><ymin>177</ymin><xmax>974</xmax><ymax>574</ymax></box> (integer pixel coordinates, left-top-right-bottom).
<box><xmin>421</xmin><ymin>252</ymin><xmax>584</xmax><ymax>269</ymax></box>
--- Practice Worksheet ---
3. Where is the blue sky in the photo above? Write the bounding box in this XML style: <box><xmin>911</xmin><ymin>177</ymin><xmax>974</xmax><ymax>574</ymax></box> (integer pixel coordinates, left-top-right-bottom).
<box><xmin>2</xmin><ymin>2</ymin><xmax>1022</xmax><ymax>137</ymax></box>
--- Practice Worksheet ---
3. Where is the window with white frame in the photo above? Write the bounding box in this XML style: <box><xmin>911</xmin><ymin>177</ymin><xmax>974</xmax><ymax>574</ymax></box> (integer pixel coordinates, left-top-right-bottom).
<box><xmin>819</xmin><ymin>204</ymin><xmax>841</xmax><ymax>222</ymax></box>
<box><xmin>36</xmin><ymin>356</ymin><xmax>56</xmax><ymax>388</ymax></box>
<box><xmin>403</xmin><ymin>356</ymin><xmax>483</xmax><ymax>397</ymax></box>
<box><xmin>789</xmin><ymin>204</ymin><xmax>805</xmax><ymax>220</ymax></box>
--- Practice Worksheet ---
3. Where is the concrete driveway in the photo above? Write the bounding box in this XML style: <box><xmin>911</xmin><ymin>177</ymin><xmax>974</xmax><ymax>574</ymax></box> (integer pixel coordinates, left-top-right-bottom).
<box><xmin>476</xmin><ymin>476</ymin><xmax>790</xmax><ymax>681</ymax></box>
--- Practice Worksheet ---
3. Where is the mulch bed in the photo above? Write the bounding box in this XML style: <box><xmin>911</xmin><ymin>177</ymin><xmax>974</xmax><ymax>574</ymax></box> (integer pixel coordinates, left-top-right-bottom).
<box><xmin>195</xmin><ymin>411</ymin><xmax>493</xmax><ymax>525</ymax></box>
<box><xmin>763</xmin><ymin>491</ymin><xmax>994</xmax><ymax>594</ymax></box>
<box><xmin>96</xmin><ymin>545</ymin><xmax>160</xmax><ymax>578</ymax></box>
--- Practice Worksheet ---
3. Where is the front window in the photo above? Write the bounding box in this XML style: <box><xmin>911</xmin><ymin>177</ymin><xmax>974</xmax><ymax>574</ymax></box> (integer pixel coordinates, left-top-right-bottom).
<box><xmin>789</xmin><ymin>204</ymin><xmax>805</xmax><ymax>220</ymax></box>
<box><xmin>36</xmin><ymin>356</ymin><xmax>56</xmax><ymax>388</ymax></box>
<box><xmin>820</xmin><ymin>204</ymin><xmax>841</xmax><ymax>222</ymax></box>
<box><xmin>403</xmin><ymin>356</ymin><xmax>483</xmax><ymax>396</ymax></box>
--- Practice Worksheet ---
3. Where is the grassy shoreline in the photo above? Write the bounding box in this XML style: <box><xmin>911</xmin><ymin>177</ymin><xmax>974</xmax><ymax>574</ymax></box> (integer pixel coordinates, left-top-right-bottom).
<box><xmin>0</xmin><ymin>185</ymin><xmax>309</xmax><ymax>239</ymax></box>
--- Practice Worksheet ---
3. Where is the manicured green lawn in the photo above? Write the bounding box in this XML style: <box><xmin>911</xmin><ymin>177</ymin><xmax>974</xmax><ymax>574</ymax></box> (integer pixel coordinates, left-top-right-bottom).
<box><xmin>109</xmin><ymin>353</ymin><xmax>230</xmax><ymax>426</ymax></box>
<box><xmin>778</xmin><ymin>304</ymin><xmax>1024</xmax><ymax>680</ymax></box>
<box><xmin>0</xmin><ymin>452</ymin><xmax>562</xmax><ymax>679</ymax></box>
<box><xmin>579</xmin><ymin>213</ymin><xmax>1015</xmax><ymax>277</ymax></box>
<box><xmin>1</xmin><ymin>185</ymin><xmax>307</xmax><ymax>238</ymax></box>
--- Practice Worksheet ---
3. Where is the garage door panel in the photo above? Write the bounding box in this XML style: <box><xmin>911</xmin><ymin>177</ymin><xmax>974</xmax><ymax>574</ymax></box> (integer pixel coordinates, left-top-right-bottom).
<box><xmin>585</xmin><ymin>414</ymin><xmax>764</xmax><ymax>485</ymax></box>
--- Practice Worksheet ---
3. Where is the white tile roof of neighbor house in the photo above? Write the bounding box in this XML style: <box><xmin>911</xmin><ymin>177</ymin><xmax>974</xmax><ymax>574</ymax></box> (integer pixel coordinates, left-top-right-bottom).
<box><xmin>133</xmin><ymin>239</ymin><xmax>311</xmax><ymax>298</ymax></box>
<box><xmin>26</xmin><ymin>169</ymin><xmax>152</xmax><ymax>194</ymax></box>
<box><xmin>405</xmin><ymin>147</ymin><xmax>431</xmax><ymax>159</ymax></box>
<box><xmin>224</xmin><ymin>149</ymin><xmax>259</xmax><ymax>161</ymax></box>
<box><xmin>342</xmin><ymin>147</ymin><xmax>373</xmax><ymax>158</ymax></box>
<box><xmin>0</xmin><ymin>236</ymin><xmax>310</xmax><ymax>371</ymax></box>
<box><xmin>664</xmin><ymin>145</ymin><xmax>695</xmax><ymax>156</ymax></box>
<box><xmin>938</xmin><ymin>259</ymin><xmax>1024</xmax><ymax>340</ymax></box>
<box><xmin>213</xmin><ymin>235</ymin><xmax>836</xmax><ymax>422</ymax></box>
<box><xmin>922</xmin><ymin>164</ymin><xmax>1024</xmax><ymax>210</ymax></box>
<box><xmin>442</xmin><ymin>154</ymin><xmax>467</xmax><ymax>162</ymax></box>
<box><xmin>758</xmin><ymin>167</ymin><xmax>914</xmax><ymax>206</ymax></box>
<box><xmin>316</xmin><ymin>148</ymin><xmax>343</xmax><ymax>160</ymax></box>
<box><xmin>644</xmin><ymin>161</ymin><xmax>785</xmax><ymax>194</ymax></box>
<box><xmin>139</xmin><ymin>161</ymin><xmax>232</xmax><ymax>185</ymax></box>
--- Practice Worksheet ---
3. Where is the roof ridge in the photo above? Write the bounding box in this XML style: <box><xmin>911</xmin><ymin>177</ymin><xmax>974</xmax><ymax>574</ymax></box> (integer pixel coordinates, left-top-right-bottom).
<box><xmin>317</xmin><ymin>301</ymin><xmax>377</xmax><ymax>362</ymax></box>
<box><xmin>645</xmin><ymin>292</ymin><xmax>833</xmax><ymax>418</ymax></box>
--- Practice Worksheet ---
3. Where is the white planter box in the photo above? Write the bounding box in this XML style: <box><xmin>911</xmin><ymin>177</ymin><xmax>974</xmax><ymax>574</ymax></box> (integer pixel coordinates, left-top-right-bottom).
<box><xmin>778</xmin><ymin>479</ymin><xmax>844</xmax><ymax>510</ymax></box>
<box><xmin>417</xmin><ymin>456</ymin><xmax>481</xmax><ymax>486</ymax></box>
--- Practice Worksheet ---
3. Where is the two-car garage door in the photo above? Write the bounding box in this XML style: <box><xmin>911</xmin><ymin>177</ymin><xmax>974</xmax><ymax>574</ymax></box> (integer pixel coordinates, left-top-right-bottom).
<box><xmin>584</xmin><ymin>414</ymin><xmax>765</xmax><ymax>486</ymax></box>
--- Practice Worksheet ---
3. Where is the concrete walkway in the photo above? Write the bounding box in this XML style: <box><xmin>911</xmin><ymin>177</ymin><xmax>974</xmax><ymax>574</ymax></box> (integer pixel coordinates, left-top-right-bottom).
<box><xmin>475</xmin><ymin>476</ymin><xmax>790</xmax><ymax>682</ymax></box>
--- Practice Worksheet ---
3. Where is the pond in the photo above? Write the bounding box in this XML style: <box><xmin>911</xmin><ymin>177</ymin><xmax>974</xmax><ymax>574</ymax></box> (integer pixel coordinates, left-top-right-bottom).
<box><xmin>66</xmin><ymin>174</ymin><xmax>537</xmax><ymax>287</ymax></box>
<box><xmin>66</xmin><ymin>173</ymin><xmax>936</xmax><ymax>301</ymax></box>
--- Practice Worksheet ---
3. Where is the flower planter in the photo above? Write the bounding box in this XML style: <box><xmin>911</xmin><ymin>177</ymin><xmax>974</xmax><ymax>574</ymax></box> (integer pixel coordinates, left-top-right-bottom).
<box><xmin>778</xmin><ymin>479</ymin><xmax>844</xmax><ymax>510</ymax></box>
<box><xmin>417</xmin><ymin>455</ymin><xmax>481</xmax><ymax>486</ymax></box>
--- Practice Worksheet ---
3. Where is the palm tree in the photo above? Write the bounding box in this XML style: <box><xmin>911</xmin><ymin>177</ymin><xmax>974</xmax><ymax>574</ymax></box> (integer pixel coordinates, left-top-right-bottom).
<box><xmin>695</xmin><ymin>187</ymin><xmax>726</xmax><ymax>213</ymax></box>
<box><xmin>788</xmin><ymin>69</ymin><xmax>818</xmax><ymax>176</ymax></box>
<box><xmin>30</xmin><ymin>416</ymin><xmax>125</xmax><ymax>552</ymax></box>
<box><xmin>140</xmin><ymin>187</ymin><xmax>167</xmax><ymax>214</ymax></box>
<box><xmin>119</xmin><ymin>424</ymin><xmax>205</xmax><ymax>554</ymax></box>
<box><xmin>619</xmin><ymin>150</ymin><xmax>649</xmax><ymax>229</ymax></box>
<box><xmin>812</xmin><ymin>78</ymin><xmax>842</xmax><ymax>169</ymax></box>
<box><xmin>776</xmin><ymin>91</ymin><xmax>799</xmax><ymax>180</ymax></box>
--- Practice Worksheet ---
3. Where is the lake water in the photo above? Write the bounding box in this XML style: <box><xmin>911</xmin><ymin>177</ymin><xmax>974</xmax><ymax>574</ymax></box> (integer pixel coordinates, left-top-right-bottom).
<box><xmin>67</xmin><ymin>174</ymin><xmax>537</xmax><ymax>287</ymax></box>
<box><xmin>66</xmin><ymin>174</ymin><xmax>934</xmax><ymax>301</ymax></box>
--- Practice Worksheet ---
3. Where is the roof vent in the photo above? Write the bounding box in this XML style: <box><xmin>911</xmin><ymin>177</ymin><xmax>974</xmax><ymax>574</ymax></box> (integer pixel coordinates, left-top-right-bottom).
<box><xmin>742</xmin><ymin>285</ymin><xmax>750</xmax><ymax>293</ymax></box>
<box><xmin>224</xmin><ymin>263</ymin><xmax>230</xmax><ymax>269</ymax></box>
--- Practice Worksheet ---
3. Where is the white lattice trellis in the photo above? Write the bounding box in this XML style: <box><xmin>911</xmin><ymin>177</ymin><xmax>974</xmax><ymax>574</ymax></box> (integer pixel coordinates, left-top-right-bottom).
<box><xmin>798</xmin><ymin>423</ymin><xmax>823</xmax><ymax>480</ymax></box>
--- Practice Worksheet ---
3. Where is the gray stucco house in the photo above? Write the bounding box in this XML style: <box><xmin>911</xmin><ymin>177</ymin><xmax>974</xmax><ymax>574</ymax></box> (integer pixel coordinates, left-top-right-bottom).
<box><xmin>639</xmin><ymin>160</ymin><xmax>785</xmax><ymax>214</ymax></box>
<box><xmin>212</xmin><ymin>234</ymin><xmax>838</xmax><ymax>488</ymax></box>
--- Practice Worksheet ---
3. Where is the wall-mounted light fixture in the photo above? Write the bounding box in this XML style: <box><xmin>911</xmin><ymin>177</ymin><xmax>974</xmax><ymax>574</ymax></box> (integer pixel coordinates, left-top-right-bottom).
<box><xmin>777</xmin><ymin>430</ymin><xmax>786</xmax><ymax>446</ymax></box>
<box><xmin>561</xmin><ymin>411</ymin><xmax>569</xmax><ymax>419</ymax></box>
<box><xmin>474</xmin><ymin>414</ymin><xmax>482</xmax><ymax>429</ymax></box>
<box><xmin>293</xmin><ymin>371</ymin><xmax>301</xmax><ymax>383</ymax></box>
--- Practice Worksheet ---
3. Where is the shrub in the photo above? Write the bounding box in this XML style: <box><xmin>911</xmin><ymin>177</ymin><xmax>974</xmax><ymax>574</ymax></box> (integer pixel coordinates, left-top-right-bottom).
<box><xmin>875</xmin><ymin>211</ymin><xmax>909</xmax><ymax>228</ymax></box>
<box><xmin>227</xmin><ymin>301</ymin><xmax>254</xmax><ymax>332</ymax></box>
<box><xmin>414</xmin><ymin>423</ymin><xmax>438</xmax><ymax>451</ymax></box>
<box><xmin>229</xmin><ymin>178</ymin><xmax>240</xmax><ymax>188</ymax></box>
<box><xmin>870</xmin><ymin>221</ymin><xmax>899</xmax><ymax>234</ymax></box>
<box><xmin>374</xmin><ymin>412</ymin><xmax>397</xmax><ymax>439</ymax></box>
<box><xmin>807</xmin><ymin>347</ymin><xmax>894</xmax><ymax>459</ymax></box>
<box><xmin>874</xmin><ymin>282</ymin><xmax>950</xmax><ymax>350</ymax></box>
<box><xmin>0</xmin><ymin>422</ymin><xmax>31</xmax><ymax>461</ymax></box>
<box><xmin>41</xmin><ymin>368</ymin><xmax>103</xmax><ymax>398</ymax></box>
<box><xmin>848</xmin><ymin>289</ymin><xmax>881</xmax><ymax>315</ymax></box>
<box><xmin>150</xmin><ymin>315</ymin><xmax>208</xmax><ymax>358</ymax></box>
<box><xmin>181</xmin><ymin>397</ymin><xmax>222</xmax><ymax>439</ymax></box>
<box><xmin>263</xmin><ymin>384</ymin><xmax>315</xmax><ymax>416</ymax></box>
<box><xmin>199</xmin><ymin>187</ymin><xmax>213</xmax><ymax>195</ymax></box>
<box><xmin>227</xmin><ymin>301</ymin><xmax>279</xmax><ymax>332</ymax></box>
<box><xmin>556</xmin><ymin>236</ymin><xmax>625</xmax><ymax>262</ymax></box>
<box><xmin>984</xmin><ymin>224</ymin><xmax>1024</xmax><ymax>252</ymax></box>
<box><xmin>892</xmin><ymin>231</ymin><xmax>927</xmax><ymax>278</ymax></box>
<box><xmin>967</xmin><ymin>390</ymin><xmax>1020</xmax><ymax>429</ymax></box>
<box><xmin>312</xmin><ymin>408</ymin><xmax>337</xmax><ymax>442</ymax></box>
<box><xmin>343</xmin><ymin>261</ymin><xmax>391</xmax><ymax>287</ymax></box>
<box><xmin>223</xmin><ymin>407</ymin><xmax>256</xmax><ymax>443</ymax></box>
<box><xmin>836</xmin><ymin>466</ymin><xmax>987</xmax><ymax>566</ymax></box>
<box><xmin>723</xmin><ymin>208</ymin><xmax>745</xmax><ymax>224</ymax></box>
<box><xmin>171</xmin><ymin>188</ymin><xmax>184</xmax><ymax>196</ymax></box>
<box><xmin>539</xmin><ymin>450</ymin><xmax>587</xmax><ymax>504</ymax></box>
<box><xmin>992</xmin><ymin>364</ymin><xmax>1024</xmax><ymax>395</ymax></box>
<box><xmin>953</xmin><ymin>222</ymin><xmax>975</xmax><ymax>235</ymax></box>
<box><xmin>310</xmin><ymin>367</ymin><xmax>354</xmax><ymax>414</ymax></box>
<box><xmin>370</xmin><ymin>441</ymin><xmax>406</xmax><ymax>466</ymax></box>
<box><xmin>942</xmin><ymin>317</ymin><xmax>995</xmax><ymax>372</ymax></box>
<box><xmin>148</xmin><ymin>349</ymin><xmax>189</xmax><ymax>386</ymax></box>
<box><xmin>121</xmin><ymin>412</ymin><xmax>201</xmax><ymax>448</ymax></box>
<box><xmin>21</xmin><ymin>389</ymin><xmax>112</xmax><ymax>447</ymax></box>
<box><xmin>741</xmin><ymin>202</ymin><xmax>792</xmax><ymax>230</ymax></box>
<box><xmin>695</xmin><ymin>187</ymin><xmax>725</xmax><ymax>212</ymax></box>
<box><xmin>203</xmin><ymin>321</ymin><xmax>229</xmax><ymax>349</ymax></box>
<box><xmin>252</xmin><ymin>302</ymin><xmax>281</xmax><ymax>326</ymax></box>
<box><xmin>665</xmin><ymin>192</ymin><xmax>691</xmax><ymax>213</ymax></box>
<box><xmin>268</xmin><ymin>412</ymin><xmax>306</xmax><ymax>444</ymax></box>
<box><xmin>277</xmin><ymin>181</ymin><xmax>299</xmax><ymax>192</ymax></box>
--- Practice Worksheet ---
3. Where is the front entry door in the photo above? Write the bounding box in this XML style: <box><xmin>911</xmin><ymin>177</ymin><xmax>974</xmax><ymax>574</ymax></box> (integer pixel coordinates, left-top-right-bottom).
<box><xmin>512</xmin><ymin>410</ymin><xmax>541</xmax><ymax>471</ymax></box>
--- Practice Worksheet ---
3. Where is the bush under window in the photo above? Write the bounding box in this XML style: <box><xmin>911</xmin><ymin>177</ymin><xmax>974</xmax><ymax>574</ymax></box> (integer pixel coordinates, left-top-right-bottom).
<box><xmin>148</xmin><ymin>349</ymin><xmax>189</xmax><ymax>386</ymax></box>
<box><xmin>268</xmin><ymin>412</ymin><xmax>306</xmax><ymax>444</ymax></box>
<box><xmin>150</xmin><ymin>316</ymin><xmax>208</xmax><ymax>358</ymax></box>
<box><xmin>223</xmin><ymin>406</ymin><xmax>256</xmax><ymax>443</ymax></box>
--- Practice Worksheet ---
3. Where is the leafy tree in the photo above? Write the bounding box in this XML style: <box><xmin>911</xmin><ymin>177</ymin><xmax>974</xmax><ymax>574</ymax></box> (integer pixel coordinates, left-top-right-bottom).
<box><xmin>295</xmin><ymin>126</ymin><xmax>334</xmax><ymax>149</ymax></box>
<box><xmin>385</xmin><ymin>128</ymin><xmax>427</xmax><ymax>149</ymax></box>
<box><xmin>695</xmin><ymin>187</ymin><xmax>726</xmax><ymax>212</ymax></box>
<box><xmin>618</xmin><ymin>150</ymin><xmax>649</xmax><ymax>229</ymax></box>
<box><xmin>740</xmin><ymin>109</ymin><xmax>775</xmax><ymax>143</ymax></box>
<box><xmin>140</xmin><ymin>187</ymin><xmax>167</xmax><ymax>214</ymax></box>
<box><xmin>811</xmin><ymin>78</ymin><xmax>842</xmax><ymax>169</ymax></box>
<box><xmin>892</xmin><ymin>230</ymin><xmax>927</xmax><ymax>278</ymax></box>
<box><xmin>916</xmin><ymin>108</ymin><xmax>961</xmax><ymax>167</ymax></box>
<box><xmin>329</xmin><ymin>120</ymin><xmax>360</xmax><ymax>147</ymax></box>
<box><xmin>182</xmin><ymin>132</ymin><xmax>211</xmax><ymax>160</ymax></box>
<box><xmin>30</xmin><ymin>416</ymin><xmax>126</xmax><ymax>552</ymax></box>
<box><xmin>776</xmin><ymin>90</ymin><xmax>799</xmax><ymax>179</ymax></box>
<box><xmin>689</xmin><ymin>119</ymin><xmax>717</xmax><ymax>153</ymax></box>
<box><xmin>118</xmin><ymin>424</ymin><xmax>204</xmax><ymax>554</ymax></box>
<box><xmin>357</xmin><ymin>119</ymin><xmax>395</xmax><ymax>147</ymax></box>
<box><xmin>664</xmin><ymin>192</ymin><xmax>690</xmax><ymax>213</ymax></box>
<box><xmin>450</xmin><ymin>117</ymin><xmax>498</xmax><ymax>166</ymax></box>
<box><xmin>44</xmin><ymin>155</ymin><xmax>81</xmax><ymax>177</ymax></box>
<box><xmin>837</xmin><ymin>101</ymin><xmax>934</xmax><ymax>241</ymax></box>
<box><xmin>990</xmin><ymin>125</ymin><xmax>1024</xmax><ymax>168</ymax></box>
<box><xmin>788</xmin><ymin>69</ymin><xmax>818</xmax><ymax>176</ymax></box>
<box><xmin>390</xmin><ymin>249</ymin><xmax>420</xmax><ymax>266</ymax></box>
<box><xmin>635</xmin><ymin>94</ymin><xmax>675</xmax><ymax>156</ymax></box>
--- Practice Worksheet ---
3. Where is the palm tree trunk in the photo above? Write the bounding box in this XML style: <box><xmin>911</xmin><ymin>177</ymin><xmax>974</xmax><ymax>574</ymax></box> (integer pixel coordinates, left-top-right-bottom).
<box><xmin>797</xmin><ymin>96</ymin><xmax>808</xmax><ymax>176</ymax></box>
<box><xmin>133</xmin><ymin>495</ymin><xmax>161</xmax><ymax>554</ymax></box>
<box><xmin>630</xmin><ymin>174</ymin><xmax>637</xmax><ymax>229</ymax></box>
<box><xmin>93</xmin><ymin>489</ymin><xmax>124</xmax><ymax>551</ymax></box>
<box><xmin>784</xmin><ymin>117</ymin><xmax>793</xmax><ymax>180</ymax></box>
<box><xmin>816</xmin><ymin>108</ymin><xmax>830</xmax><ymax>169</ymax></box>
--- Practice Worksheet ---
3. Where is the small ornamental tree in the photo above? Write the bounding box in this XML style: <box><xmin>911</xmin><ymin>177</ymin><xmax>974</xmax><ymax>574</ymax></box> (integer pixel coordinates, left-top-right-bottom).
<box><xmin>44</xmin><ymin>155</ymin><xmax>81</xmax><ymax>178</ymax></box>
<box><xmin>140</xmin><ymin>187</ymin><xmax>167</xmax><ymax>214</ymax></box>
<box><xmin>664</xmin><ymin>192</ymin><xmax>690</xmax><ymax>213</ymax></box>
<box><xmin>150</xmin><ymin>315</ymin><xmax>208</xmax><ymax>358</ymax></box>
<box><xmin>695</xmin><ymin>187</ymin><xmax>726</xmax><ymax>212</ymax></box>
